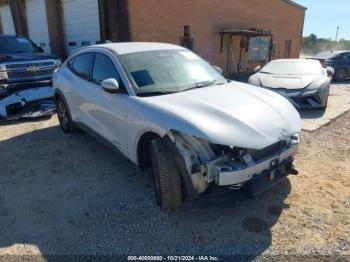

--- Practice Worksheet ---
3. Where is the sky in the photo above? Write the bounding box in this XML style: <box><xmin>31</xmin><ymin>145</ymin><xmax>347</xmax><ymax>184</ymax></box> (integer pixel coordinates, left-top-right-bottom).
<box><xmin>294</xmin><ymin>0</ymin><xmax>349</xmax><ymax>40</ymax></box>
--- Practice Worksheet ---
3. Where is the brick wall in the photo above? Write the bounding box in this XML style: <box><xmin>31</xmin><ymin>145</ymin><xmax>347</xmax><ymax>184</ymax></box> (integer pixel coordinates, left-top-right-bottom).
<box><xmin>127</xmin><ymin>0</ymin><xmax>305</xmax><ymax>74</ymax></box>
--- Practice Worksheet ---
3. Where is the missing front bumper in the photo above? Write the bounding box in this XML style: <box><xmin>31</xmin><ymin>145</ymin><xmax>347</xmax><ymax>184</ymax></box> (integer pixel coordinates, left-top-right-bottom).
<box><xmin>206</xmin><ymin>144</ymin><xmax>297</xmax><ymax>186</ymax></box>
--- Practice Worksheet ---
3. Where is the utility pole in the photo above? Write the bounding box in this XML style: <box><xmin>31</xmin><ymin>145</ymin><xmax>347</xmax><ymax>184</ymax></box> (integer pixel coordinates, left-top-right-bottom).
<box><xmin>335</xmin><ymin>26</ymin><xmax>340</xmax><ymax>42</ymax></box>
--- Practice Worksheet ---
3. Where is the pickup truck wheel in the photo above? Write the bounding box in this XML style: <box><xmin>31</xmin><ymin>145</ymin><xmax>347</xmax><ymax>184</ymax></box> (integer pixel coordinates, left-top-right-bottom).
<box><xmin>56</xmin><ymin>97</ymin><xmax>75</xmax><ymax>134</ymax></box>
<box><xmin>150</xmin><ymin>139</ymin><xmax>183</xmax><ymax>209</ymax></box>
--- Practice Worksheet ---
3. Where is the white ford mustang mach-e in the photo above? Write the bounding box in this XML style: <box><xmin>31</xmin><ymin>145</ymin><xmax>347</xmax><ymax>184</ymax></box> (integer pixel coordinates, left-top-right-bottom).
<box><xmin>53</xmin><ymin>42</ymin><xmax>301</xmax><ymax>209</ymax></box>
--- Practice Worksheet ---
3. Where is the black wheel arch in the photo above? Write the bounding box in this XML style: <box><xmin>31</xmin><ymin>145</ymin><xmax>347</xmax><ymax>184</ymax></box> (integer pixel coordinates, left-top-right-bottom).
<box><xmin>137</xmin><ymin>132</ymin><xmax>198</xmax><ymax>200</ymax></box>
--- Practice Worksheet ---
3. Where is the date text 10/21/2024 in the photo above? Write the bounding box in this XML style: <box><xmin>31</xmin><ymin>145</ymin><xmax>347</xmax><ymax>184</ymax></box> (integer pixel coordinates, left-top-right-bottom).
<box><xmin>127</xmin><ymin>256</ymin><xmax>220</xmax><ymax>261</ymax></box>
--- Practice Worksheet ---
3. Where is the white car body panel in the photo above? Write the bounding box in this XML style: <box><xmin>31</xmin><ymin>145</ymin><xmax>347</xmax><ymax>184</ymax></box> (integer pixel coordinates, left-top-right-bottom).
<box><xmin>53</xmin><ymin>43</ymin><xmax>301</xmax><ymax>166</ymax></box>
<box><xmin>258</xmin><ymin>74</ymin><xmax>320</xmax><ymax>89</ymax></box>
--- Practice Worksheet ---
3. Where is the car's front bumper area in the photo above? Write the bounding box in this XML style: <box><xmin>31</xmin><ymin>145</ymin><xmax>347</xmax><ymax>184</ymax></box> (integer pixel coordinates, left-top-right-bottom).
<box><xmin>0</xmin><ymin>80</ymin><xmax>52</xmax><ymax>98</ymax></box>
<box><xmin>206</xmin><ymin>144</ymin><xmax>298</xmax><ymax>190</ymax></box>
<box><xmin>0</xmin><ymin>86</ymin><xmax>55</xmax><ymax>120</ymax></box>
<box><xmin>263</xmin><ymin>86</ymin><xmax>329</xmax><ymax>109</ymax></box>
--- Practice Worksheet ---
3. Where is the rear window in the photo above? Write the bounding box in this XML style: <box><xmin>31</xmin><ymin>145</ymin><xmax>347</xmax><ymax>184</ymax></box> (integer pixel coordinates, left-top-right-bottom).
<box><xmin>261</xmin><ymin>60</ymin><xmax>322</xmax><ymax>75</ymax></box>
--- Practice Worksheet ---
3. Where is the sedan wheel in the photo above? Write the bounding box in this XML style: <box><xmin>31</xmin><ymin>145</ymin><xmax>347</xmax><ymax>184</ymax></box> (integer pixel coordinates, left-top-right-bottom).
<box><xmin>56</xmin><ymin>97</ymin><xmax>75</xmax><ymax>133</ymax></box>
<box><xmin>335</xmin><ymin>68</ymin><xmax>347</xmax><ymax>82</ymax></box>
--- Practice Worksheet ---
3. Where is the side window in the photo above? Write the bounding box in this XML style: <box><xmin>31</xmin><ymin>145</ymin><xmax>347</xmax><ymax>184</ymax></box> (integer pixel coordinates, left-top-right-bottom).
<box><xmin>92</xmin><ymin>54</ymin><xmax>122</xmax><ymax>86</ymax></box>
<box><xmin>343</xmin><ymin>53</ymin><xmax>350</xmax><ymax>61</ymax></box>
<box><xmin>71</xmin><ymin>53</ymin><xmax>94</xmax><ymax>80</ymax></box>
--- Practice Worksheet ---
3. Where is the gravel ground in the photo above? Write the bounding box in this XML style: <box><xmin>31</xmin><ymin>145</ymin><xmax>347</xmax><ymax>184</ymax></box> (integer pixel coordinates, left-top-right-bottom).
<box><xmin>0</xmin><ymin>95</ymin><xmax>349</xmax><ymax>259</ymax></box>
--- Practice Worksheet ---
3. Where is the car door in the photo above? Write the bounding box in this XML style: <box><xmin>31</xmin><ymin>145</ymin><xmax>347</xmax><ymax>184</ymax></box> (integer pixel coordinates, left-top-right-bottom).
<box><xmin>65</xmin><ymin>52</ymin><xmax>95</xmax><ymax>123</ymax></box>
<box><xmin>85</xmin><ymin>52</ymin><xmax>129</xmax><ymax>155</ymax></box>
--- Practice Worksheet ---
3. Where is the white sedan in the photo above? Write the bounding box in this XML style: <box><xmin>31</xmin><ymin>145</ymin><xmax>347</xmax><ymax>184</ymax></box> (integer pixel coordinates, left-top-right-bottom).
<box><xmin>248</xmin><ymin>59</ymin><xmax>334</xmax><ymax>109</ymax></box>
<box><xmin>53</xmin><ymin>42</ymin><xmax>301</xmax><ymax>209</ymax></box>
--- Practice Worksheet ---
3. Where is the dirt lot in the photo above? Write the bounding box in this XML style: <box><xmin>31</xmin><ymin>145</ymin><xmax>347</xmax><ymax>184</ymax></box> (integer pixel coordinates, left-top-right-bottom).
<box><xmin>0</xmin><ymin>89</ymin><xmax>349</xmax><ymax>259</ymax></box>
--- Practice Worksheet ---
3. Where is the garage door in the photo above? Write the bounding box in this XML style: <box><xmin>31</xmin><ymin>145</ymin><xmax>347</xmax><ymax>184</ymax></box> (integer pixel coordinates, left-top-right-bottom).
<box><xmin>26</xmin><ymin>0</ymin><xmax>51</xmax><ymax>53</ymax></box>
<box><xmin>63</xmin><ymin>0</ymin><xmax>101</xmax><ymax>54</ymax></box>
<box><xmin>0</xmin><ymin>5</ymin><xmax>15</xmax><ymax>35</ymax></box>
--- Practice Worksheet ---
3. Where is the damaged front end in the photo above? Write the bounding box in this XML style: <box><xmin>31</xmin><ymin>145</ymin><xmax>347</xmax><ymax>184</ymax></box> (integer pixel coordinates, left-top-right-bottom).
<box><xmin>0</xmin><ymin>86</ymin><xmax>55</xmax><ymax>120</ymax></box>
<box><xmin>169</xmin><ymin>130</ymin><xmax>299</xmax><ymax>196</ymax></box>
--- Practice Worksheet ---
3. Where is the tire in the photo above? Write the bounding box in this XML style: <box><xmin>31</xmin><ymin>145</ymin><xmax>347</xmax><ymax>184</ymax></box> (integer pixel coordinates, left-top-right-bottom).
<box><xmin>150</xmin><ymin>139</ymin><xmax>183</xmax><ymax>209</ymax></box>
<box><xmin>56</xmin><ymin>97</ymin><xmax>75</xmax><ymax>134</ymax></box>
<box><xmin>334</xmin><ymin>68</ymin><xmax>347</xmax><ymax>82</ymax></box>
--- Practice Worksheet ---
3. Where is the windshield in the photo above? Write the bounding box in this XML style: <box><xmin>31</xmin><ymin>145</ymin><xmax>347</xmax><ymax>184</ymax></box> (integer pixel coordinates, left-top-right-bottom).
<box><xmin>0</xmin><ymin>36</ymin><xmax>41</xmax><ymax>54</ymax></box>
<box><xmin>260</xmin><ymin>60</ymin><xmax>322</xmax><ymax>75</ymax></box>
<box><xmin>118</xmin><ymin>49</ymin><xmax>226</xmax><ymax>95</ymax></box>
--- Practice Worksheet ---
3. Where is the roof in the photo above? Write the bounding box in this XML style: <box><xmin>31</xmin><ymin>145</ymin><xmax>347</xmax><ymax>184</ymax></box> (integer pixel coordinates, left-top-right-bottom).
<box><xmin>99</xmin><ymin>42</ymin><xmax>186</xmax><ymax>55</ymax></box>
<box><xmin>311</xmin><ymin>50</ymin><xmax>350</xmax><ymax>59</ymax></box>
<box><xmin>282</xmin><ymin>0</ymin><xmax>306</xmax><ymax>10</ymax></box>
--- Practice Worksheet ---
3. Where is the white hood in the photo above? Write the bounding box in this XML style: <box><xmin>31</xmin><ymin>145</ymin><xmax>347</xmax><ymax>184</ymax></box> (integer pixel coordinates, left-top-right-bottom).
<box><xmin>258</xmin><ymin>73</ymin><xmax>320</xmax><ymax>90</ymax></box>
<box><xmin>139</xmin><ymin>82</ymin><xmax>301</xmax><ymax>149</ymax></box>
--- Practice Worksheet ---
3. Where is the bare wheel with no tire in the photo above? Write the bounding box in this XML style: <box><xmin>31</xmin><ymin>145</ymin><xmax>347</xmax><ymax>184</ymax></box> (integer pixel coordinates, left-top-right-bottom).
<box><xmin>56</xmin><ymin>97</ymin><xmax>75</xmax><ymax>134</ymax></box>
<box><xmin>150</xmin><ymin>139</ymin><xmax>183</xmax><ymax>209</ymax></box>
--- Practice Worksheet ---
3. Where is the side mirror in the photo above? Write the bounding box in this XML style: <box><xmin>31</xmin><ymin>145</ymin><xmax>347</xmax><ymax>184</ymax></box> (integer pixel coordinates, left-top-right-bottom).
<box><xmin>212</xmin><ymin>65</ymin><xmax>223</xmax><ymax>75</ymax></box>
<box><xmin>326</xmin><ymin>66</ymin><xmax>335</xmax><ymax>77</ymax></box>
<box><xmin>101</xmin><ymin>78</ymin><xmax>119</xmax><ymax>93</ymax></box>
<box><xmin>253</xmin><ymin>65</ymin><xmax>261</xmax><ymax>73</ymax></box>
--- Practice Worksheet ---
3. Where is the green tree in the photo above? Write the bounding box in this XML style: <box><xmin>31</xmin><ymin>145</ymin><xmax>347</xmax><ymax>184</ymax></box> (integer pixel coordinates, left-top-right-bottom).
<box><xmin>301</xmin><ymin>34</ymin><xmax>350</xmax><ymax>56</ymax></box>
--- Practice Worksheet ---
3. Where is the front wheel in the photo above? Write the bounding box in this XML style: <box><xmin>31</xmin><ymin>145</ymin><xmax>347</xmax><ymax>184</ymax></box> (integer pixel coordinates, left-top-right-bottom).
<box><xmin>56</xmin><ymin>97</ymin><xmax>75</xmax><ymax>134</ymax></box>
<box><xmin>334</xmin><ymin>68</ymin><xmax>347</xmax><ymax>82</ymax></box>
<box><xmin>150</xmin><ymin>139</ymin><xmax>183</xmax><ymax>209</ymax></box>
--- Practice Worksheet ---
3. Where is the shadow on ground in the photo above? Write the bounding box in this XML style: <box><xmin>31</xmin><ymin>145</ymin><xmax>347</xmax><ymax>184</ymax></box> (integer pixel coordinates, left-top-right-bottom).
<box><xmin>0</xmin><ymin>125</ymin><xmax>291</xmax><ymax>257</ymax></box>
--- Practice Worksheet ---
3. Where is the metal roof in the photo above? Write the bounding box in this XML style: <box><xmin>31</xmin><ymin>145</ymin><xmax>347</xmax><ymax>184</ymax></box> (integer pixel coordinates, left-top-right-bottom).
<box><xmin>78</xmin><ymin>42</ymin><xmax>186</xmax><ymax>55</ymax></box>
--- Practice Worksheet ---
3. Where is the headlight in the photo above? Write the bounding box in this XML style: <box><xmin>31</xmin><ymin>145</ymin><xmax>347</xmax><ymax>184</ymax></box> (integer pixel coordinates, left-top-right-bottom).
<box><xmin>286</xmin><ymin>133</ymin><xmax>299</xmax><ymax>145</ymax></box>
<box><xmin>0</xmin><ymin>64</ymin><xmax>8</xmax><ymax>80</ymax></box>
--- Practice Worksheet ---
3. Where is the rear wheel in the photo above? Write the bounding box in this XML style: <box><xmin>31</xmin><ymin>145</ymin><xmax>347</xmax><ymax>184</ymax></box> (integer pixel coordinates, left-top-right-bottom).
<box><xmin>334</xmin><ymin>68</ymin><xmax>347</xmax><ymax>82</ymax></box>
<box><xmin>56</xmin><ymin>97</ymin><xmax>75</xmax><ymax>134</ymax></box>
<box><xmin>150</xmin><ymin>139</ymin><xmax>183</xmax><ymax>209</ymax></box>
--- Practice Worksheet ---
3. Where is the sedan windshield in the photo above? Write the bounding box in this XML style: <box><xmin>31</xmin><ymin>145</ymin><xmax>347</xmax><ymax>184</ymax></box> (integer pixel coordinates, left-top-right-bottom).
<box><xmin>0</xmin><ymin>36</ymin><xmax>41</xmax><ymax>54</ymax></box>
<box><xmin>260</xmin><ymin>60</ymin><xmax>322</xmax><ymax>75</ymax></box>
<box><xmin>118</xmin><ymin>49</ymin><xmax>226</xmax><ymax>95</ymax></box>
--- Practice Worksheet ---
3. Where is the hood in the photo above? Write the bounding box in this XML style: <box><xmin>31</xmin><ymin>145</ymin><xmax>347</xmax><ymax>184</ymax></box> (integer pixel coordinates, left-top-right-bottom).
<box><xmin>139</xmin><ymin>81</ymin><xmax>301</xmax><ymax>149</ymax></box>
<box><xmin>258</xmin><ymin>73</ymin><xmax>320</xmax><ymax>90</ymax></box>
<box><xmin>0</xmin><ymin>53</ymin><xmax>58</xmax><ymax>63</ymax></box>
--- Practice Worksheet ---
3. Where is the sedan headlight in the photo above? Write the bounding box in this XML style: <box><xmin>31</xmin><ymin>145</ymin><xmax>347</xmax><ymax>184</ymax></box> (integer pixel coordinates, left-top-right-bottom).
<box><xmin>0</xmin><ymin>64</ymin><xmax>8</xmax><ymax>80</ymax></box>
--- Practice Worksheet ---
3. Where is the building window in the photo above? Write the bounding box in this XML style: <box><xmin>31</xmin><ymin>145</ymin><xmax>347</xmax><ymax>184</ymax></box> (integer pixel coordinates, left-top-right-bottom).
<box><xmin>180</xmin><ymin>25</ymin><xmax>194</xmax><ymax>50</ymax></box>
<box><xmin>284</xmin><ymin>39</ymin><xmax>292</xmax><ymax>58</ymax></box>
<box><xmin>248</xmin><ymin>37</ymin><xmax>271</xmax><ymax>61</ymax></box>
